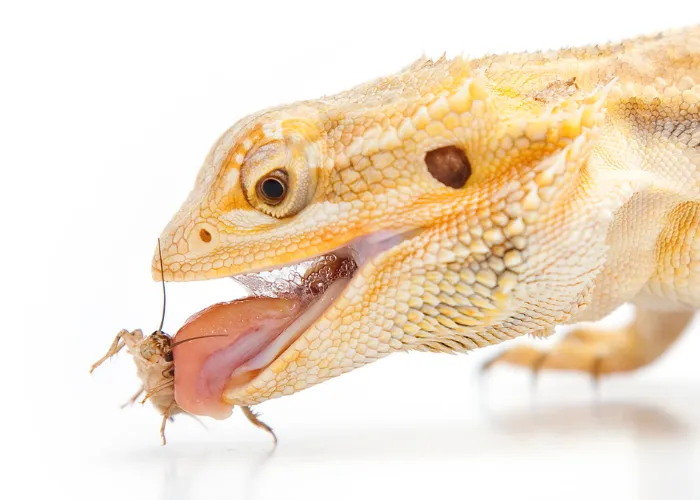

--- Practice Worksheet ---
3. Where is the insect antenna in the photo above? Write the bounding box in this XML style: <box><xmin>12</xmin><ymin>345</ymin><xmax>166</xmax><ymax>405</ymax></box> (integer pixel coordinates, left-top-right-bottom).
<box><xmin>157</xmin><ymin>238</ymin><xmax>167</xmax><ymax>334</ymax></box>
<box><xmin>170</xmin><ymin>334</ymin><xmax>228</xmax><ymax>349</ymax></box>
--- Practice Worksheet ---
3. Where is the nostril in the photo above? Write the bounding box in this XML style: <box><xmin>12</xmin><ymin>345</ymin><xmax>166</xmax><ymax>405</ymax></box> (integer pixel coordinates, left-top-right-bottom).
<box><xmin>188</xmin><ymin>222</ymin><xmax>219</xmax><ymax>254</ymax></box>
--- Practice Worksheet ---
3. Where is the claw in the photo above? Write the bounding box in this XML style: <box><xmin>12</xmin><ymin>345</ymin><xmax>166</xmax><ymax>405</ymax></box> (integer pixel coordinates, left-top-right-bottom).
<box><xmin>479</xmin><ymin>350</ymin><xmax>506</xmax><ymax>375</ymax></box>
<box><xmin>529</xmin><ymin>351</ymin><xmax>549</xmax><ymax>394</ymax></box>
<box><xmin>590</xmin><ymin>355</ymin><xmax>604</xmax><ymax>400</ymax></box>
<box><xmin>479</xmin><ymin>344</ymin><xmax>551</xmax><ymax>375</ymax></box>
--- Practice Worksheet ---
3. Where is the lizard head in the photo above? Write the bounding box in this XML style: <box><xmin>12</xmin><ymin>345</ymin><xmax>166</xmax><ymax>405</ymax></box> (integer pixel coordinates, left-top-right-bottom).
<box><xmin>153</xmin><ymin>56</ymin><xmax>629</xmax><ymax>410</ymax></box>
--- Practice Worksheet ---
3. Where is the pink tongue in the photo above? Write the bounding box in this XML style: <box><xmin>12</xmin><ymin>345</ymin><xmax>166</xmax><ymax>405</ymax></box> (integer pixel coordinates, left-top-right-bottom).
<box><xmin>172</xmin><ymin>297</ymin><xmax>301</xmax><ymax>419</ymax></box>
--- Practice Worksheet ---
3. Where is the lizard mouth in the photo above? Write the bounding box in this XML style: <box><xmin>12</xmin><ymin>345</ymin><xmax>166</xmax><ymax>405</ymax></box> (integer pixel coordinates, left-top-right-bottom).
<box><xmin>171</xmin><ymin>231</ymin><xmax>407</xmax><ymax>419</ymax></box>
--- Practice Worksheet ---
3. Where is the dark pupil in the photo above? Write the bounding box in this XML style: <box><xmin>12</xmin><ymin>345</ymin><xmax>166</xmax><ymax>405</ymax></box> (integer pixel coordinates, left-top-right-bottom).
<box><xmin>262</xmin><ymin>178</ymin><xmax>284</xmax><ymax>199</ymax></box>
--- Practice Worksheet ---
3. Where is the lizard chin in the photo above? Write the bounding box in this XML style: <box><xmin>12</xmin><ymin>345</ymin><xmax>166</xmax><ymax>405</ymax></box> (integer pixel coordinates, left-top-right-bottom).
<box><xmin>171</xmin><ymin>231</ymin><xmax>408</xmax><ymax>418</ymax></box>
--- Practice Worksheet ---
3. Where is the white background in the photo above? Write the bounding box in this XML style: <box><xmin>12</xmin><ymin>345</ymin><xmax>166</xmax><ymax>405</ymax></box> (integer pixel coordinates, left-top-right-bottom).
<box><xmin>4</xmin><ymin>1</ymin><xmax>700</xmax><ymax>499</ymax></box>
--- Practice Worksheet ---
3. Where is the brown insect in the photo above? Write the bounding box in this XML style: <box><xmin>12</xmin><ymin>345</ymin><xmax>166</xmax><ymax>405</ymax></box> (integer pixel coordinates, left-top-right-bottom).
<box><xmin>90</xmin><ymin>240</ymin><xmax>276</xmax><ymax>445</ymax></box>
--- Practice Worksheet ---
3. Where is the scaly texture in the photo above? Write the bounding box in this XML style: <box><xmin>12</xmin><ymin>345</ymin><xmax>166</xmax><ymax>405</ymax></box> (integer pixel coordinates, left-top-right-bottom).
<box><xmin>153</xmin><ymin>26</ymin><xmax>700</xmax><ymax>405</ymax></box>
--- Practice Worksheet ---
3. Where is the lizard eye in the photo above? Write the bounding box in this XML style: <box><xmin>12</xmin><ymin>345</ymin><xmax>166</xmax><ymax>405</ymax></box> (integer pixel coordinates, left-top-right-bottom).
<box><xmin>256</xmin><ymin>169</ymin><xmax>288</xmax><ymax>205</ymax></box>
<box><xmin>241</xmin><ymin>139</ymin><xmax>316</xmax><ymax>219</ymax></box>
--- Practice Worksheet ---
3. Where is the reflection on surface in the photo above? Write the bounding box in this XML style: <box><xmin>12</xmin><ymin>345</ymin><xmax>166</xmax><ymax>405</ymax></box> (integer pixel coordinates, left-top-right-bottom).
<box><xmin>491</xmin><ymin>402</ymin><xmax>687</xmax><ymax>435</ymax></box>
<box><xmin>102</xmin><ymin>378</ymin><xmax>699</xmax><ymax>500</ymax></box>
<box><xmin>490</xmin><ymin>403</ymin><xmax>693</xmax><ymax>500</ymax></box>
<box><xmin>158</xmin><ymin>444</ymin><xmax>276</xmax><ymax>500</ymax></box>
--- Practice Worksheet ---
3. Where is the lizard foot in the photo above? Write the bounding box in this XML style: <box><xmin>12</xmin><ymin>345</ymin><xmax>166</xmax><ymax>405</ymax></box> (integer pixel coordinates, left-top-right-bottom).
<box><xmin>481</xmin><ymin>308</ymin><xmax>694</xmax><ymax>382</ymax></box>
<box><xmin>482</xmin><ymin>326</ymin><xmax>643</xmax><ymax>385</ymax></box>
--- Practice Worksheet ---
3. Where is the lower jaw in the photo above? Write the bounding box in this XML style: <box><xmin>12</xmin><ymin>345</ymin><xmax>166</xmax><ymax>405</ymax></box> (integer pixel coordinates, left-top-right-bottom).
<box><xmin>224</xmin><ymin>277</ymin><xmax>352</xmax><ymax>389</ymax></box>
<box><xmin>172</xmin><ymin>252</ymin><xmax>357</xmax><ymax>418</ymax></box>
<box><xmin>172</xmin><ymin>230</ymin><xmax>412</xmax><ymax>418</ymax></box>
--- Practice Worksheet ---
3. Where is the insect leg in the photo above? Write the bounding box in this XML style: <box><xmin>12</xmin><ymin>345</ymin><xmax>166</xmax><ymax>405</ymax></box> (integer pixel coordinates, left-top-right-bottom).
<box><xmin>159</xmin><ymin>401</ymin><xmax>178</xmax><ymax>446</ymax></box>
<box><xmin>120</xmin><ymin>386</ymin><xmax>145</xmax><ymax>409</ymax></box>
<box><xmin>90</xmin><ymin>329</ymin><xmax>130</xmax><ymax>373</ymax></box>
<box><xmin>241</xmin><ymin>406</ymin><xmax>278</xmax><ymax>445</ymax></box>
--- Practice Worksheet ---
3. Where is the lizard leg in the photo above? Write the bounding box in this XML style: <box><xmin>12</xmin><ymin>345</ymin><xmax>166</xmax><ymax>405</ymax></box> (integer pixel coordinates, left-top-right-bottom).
<box><xmin>483</xmin><ymin>308</ymin><xmax>694</xmax><ymax>378</ymax></box>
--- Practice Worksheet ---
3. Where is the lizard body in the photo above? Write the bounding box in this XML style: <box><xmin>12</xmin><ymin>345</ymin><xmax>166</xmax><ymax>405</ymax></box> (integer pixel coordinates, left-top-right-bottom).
<box><xmin>153</xmin><ymin>26</ymin><xmax>700</xmax><ymax>406</ymax></box>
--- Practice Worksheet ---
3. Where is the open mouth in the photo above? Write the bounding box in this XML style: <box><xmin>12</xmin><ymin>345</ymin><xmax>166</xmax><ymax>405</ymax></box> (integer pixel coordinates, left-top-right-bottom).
<box><xmin>171</xmin><ymin>231</ymin><xmax>407</xmax><ymax>419</ymax></box>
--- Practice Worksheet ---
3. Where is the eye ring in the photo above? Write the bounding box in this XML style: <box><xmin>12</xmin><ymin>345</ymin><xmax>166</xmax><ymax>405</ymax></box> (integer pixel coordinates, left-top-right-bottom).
<box><xmin>256</xmin><ymin>169</ymin><xmax>288</xmax><ymax>205</ymax></box>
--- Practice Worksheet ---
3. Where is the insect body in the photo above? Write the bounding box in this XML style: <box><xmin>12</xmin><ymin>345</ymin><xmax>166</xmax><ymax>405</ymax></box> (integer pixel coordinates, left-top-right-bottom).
<box><xmin>90</xmin><ymin>329</ymin><xmax>179</xmax><ymax>444</ymax></box>
<box><xmin>91</xmin><ymin>327</ymin><xmax>277</xmax><ymax>444</ymax></box>
<box><xmin>90</xmin><ymin>241</ymin><xmax>277</xmax><ymax>444</ymax></box>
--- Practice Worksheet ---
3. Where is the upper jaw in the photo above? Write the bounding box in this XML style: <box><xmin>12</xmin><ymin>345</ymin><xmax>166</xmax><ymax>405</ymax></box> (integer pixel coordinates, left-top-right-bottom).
<box><xmin>234</xmin><ymin>230</ymin><xmax>413</xmax><ymax>286</ymax></box>
<box><xmin>229</xmin><ymin>230</ymin><xmax>415</xmax><ymax>304</ymax></box>
<box><xmin>152</xmin><ymin>227</ymin><xmax>416</xmax><ymax>283</ymax></box>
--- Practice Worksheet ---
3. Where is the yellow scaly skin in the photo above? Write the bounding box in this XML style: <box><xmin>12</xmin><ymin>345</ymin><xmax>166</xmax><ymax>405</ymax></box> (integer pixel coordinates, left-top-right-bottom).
<box><xmin>154</xmin><ymin>26</ymin><xmax>700</xmax><ymax>406</ymax></box>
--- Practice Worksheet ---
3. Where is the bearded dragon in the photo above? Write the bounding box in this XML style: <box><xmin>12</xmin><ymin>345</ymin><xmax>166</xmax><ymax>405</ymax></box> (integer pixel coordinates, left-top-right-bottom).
<box><xmin>113</xmin><ymin>26</ymin><xmax>700</xmax><ymax>422</ymax></box>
